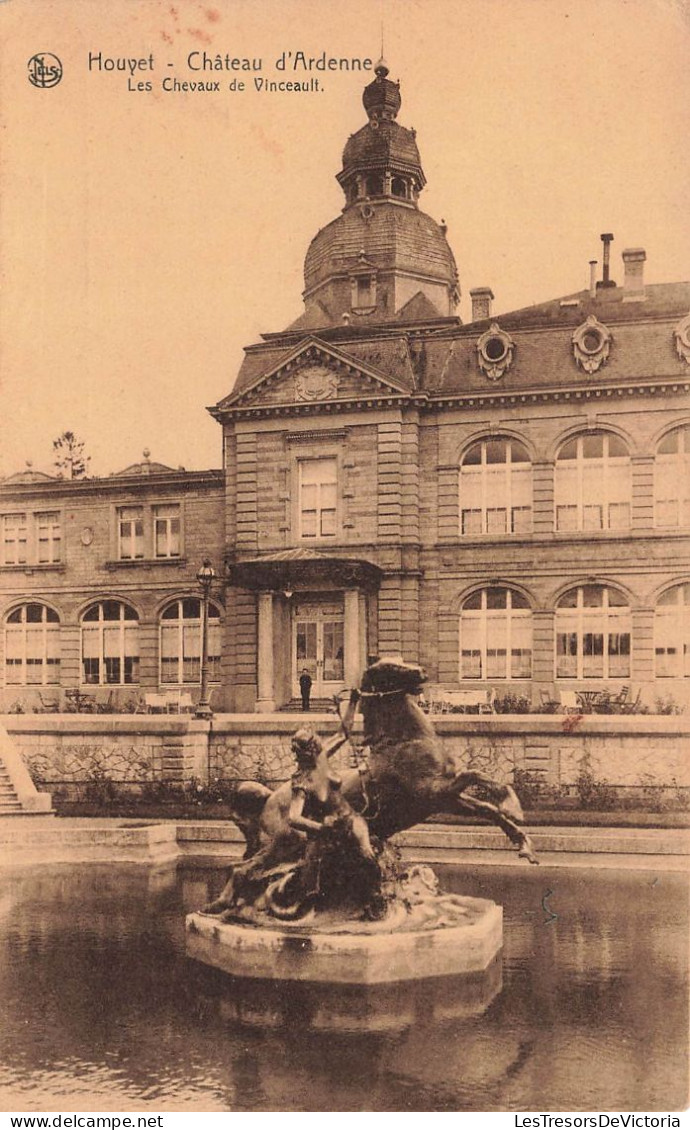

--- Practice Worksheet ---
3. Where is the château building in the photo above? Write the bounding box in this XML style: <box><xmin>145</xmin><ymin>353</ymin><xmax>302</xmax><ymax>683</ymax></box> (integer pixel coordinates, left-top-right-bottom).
<box><xmin>1</xmin><ymin>62</ymin><xmax>689</xmax><ymax>713</ymax></box>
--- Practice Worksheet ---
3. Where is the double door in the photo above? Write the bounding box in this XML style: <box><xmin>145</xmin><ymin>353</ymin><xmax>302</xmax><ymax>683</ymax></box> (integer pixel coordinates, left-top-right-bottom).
<box><xmin>294</xmin><ymin>603</ymin><xmax>344</xmax><ymax>697</ymax></box>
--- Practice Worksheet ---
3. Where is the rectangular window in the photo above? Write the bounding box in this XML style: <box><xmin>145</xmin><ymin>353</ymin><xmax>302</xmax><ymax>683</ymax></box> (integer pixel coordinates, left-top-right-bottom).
<box><xmin>36</xmin><ymin>512</ymin><xmax>61</xmax><ymax>564</ymax></box>
<box><xmin>118</xmin><ymin>507</ymin><xmax>144</xmax><ymax>560</ymax></box>
<box><xmin>486</xmin><ymin>616</ymin><xmax>508</xmax><ymax>678</ymax></box>
<box><xmin>299</xmin><ymin>459</ymin><xmax>337</xmax><ymax>540</ymax></box>
<box><xmin>511</xmin><ymin>507</ymin><xmax>531</xmax><ymax>534</ymax></box>
<box><xmin>582</xmin><ymin>632</ymin><xmax>605</xmax><ymax>678</ymax></box>
<box><xmin>82</xmin><ymin>624</ymin><xmax>100</xmax><ymax>684</ymax></box>
<box><xmin>582</xmin><ymin>505</ymin><xmax>603</xmax><ymax>531</ymax></box>
<box><xmin>511</xmin><ymin>616</ymin><xmax>533</xmax><ymax>678</ymax></box>
<box><xmin>608</xmin><ymin>632</ymin><xmax>631</xmax><ymax>679</ymax></box>
<box><xmin>461</xmin><ymin>509</ymin><xmax>482</xmax><ymax>536</ymax></box>
<box><xmin>2</xmin><ymin>513</ymin><xmax>28</xmax><ymax>565</ymax></box>
<box><xmin>486</xmin><ymin>508</ymin><xmax>507</xmax><ymax>535</ymax></box>
<box><xmin>556</xmin><ymin>631</ymin><xmax>578</xmax><ymax>679</ymax></box>
<box><xmin>154</xmin><ymin>504</ymin><xmax>181</xmax><ymax>558</ymax></box>
<box><xmin>182</xmin><ymin>623</ymin><xmax>201</xmax><ymax>683</ymax></box>
<box><xmin>208</xmin><ymin>620</ymin><xmax>222</xmax><ymax>683</ymax></box>
<box><xmin>556</xmin><ymin>505</ymin><xmax>578</xmax><ymax>532</ymax></box>
<box><xmin>160</xmin><ymin>623</ymin><xmax>179</xmax><ymax>684</ymax></box>
<box><xmin>460</xmin><ymin>618</ymin><xmax>482</xmax><ymax>679</ymax></box>
<box><xmin>5</xmin><ymin>627</ymin><xmax>23</xmax><ymax>684</ymax></box>
<box><xmin>356</xmin><ymin>277</ymin><xmax>372</xmax><ymax>306</ymax></box>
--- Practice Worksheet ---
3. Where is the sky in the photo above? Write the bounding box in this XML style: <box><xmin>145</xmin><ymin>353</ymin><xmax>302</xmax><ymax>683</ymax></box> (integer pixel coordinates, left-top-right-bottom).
<box><xmin>1</xmin><ymin>0</ymin><xmax>689</xmax><ymax>477</ymax></box>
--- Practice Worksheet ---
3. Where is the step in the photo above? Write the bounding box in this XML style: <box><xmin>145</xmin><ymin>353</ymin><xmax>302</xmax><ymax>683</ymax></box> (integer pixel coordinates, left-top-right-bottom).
<box><xmin>280</xmin><ymin>698</ymin><xmax>339</xmax><ymax>714</ymax></box>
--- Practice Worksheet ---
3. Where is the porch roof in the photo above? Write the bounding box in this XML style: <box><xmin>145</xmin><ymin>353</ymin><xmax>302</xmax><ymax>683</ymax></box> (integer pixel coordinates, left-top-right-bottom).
<box><xmin>229</xmin><ymin>549</ymin><xmax>382</xmax><ymax>592</ymax></box>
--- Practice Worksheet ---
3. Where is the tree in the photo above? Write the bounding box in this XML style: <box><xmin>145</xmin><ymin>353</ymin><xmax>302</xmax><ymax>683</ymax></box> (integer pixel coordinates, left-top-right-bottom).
<box><xmin>52</xmin><ymin>431</ymin><xmax>91</xmax><ymax>480</ymax></box>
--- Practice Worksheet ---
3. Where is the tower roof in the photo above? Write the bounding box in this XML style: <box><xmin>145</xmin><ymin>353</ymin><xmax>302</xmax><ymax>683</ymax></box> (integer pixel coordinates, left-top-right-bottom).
<box><xmin>361</xmin><ymin>58</ymin><xmax>401</xmax><ymax>121</ymax></box>
<box><xmin>297</xmin><ymin>60</ymin><xmax>459</xmax><ymax>329</ymax></box>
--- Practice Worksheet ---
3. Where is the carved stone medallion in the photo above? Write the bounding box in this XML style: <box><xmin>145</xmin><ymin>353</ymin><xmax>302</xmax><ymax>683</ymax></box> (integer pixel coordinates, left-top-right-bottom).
<box><xmin>476</xmin><ymin>322</ymin><xmax>514</xmax><ymax>381</ymax></box>
<box><xmin>295</xmin><ymin>366</ymin><xmax>339</xmax><ymax>401</ymax></box>
<box><xmin>673</xmin><ymin>312</ymin><xmax>690</xmax><ymax>365</ymax></box>
<box><xmin>572</xmin><ymin>315</ymin><xmax>612</xmax><ymax>374</ymax></box>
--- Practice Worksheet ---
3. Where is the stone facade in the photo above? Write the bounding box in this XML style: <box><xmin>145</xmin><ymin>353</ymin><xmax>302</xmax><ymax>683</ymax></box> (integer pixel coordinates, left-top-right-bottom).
<box><xmin>0</xmin><ymin>65</ymin><xmax>688</xmax><ymax>717</ymax></box>
<box><xmin>211</xmin><ymin>69</ymin><xmax>690</xmax><ymax>713</ymax></box>
<box><xmin>0</xmin><ymin>461</ymin><xmax>225</xmax><ymax>711</ymax></box>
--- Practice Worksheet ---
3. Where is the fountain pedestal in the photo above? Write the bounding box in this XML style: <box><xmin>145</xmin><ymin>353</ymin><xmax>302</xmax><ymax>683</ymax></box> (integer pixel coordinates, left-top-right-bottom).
<box><xmin>186</xmin><ymin>895</ymin><xmax>502</xmax><ymax>985</ymax></box>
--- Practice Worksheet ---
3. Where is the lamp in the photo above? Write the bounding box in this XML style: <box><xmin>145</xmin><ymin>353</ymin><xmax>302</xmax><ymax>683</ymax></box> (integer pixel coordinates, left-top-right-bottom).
<box><xmin>195</xmin><ymin>558</ymin><xmax>217</xmax><ymax>720</ymax></box>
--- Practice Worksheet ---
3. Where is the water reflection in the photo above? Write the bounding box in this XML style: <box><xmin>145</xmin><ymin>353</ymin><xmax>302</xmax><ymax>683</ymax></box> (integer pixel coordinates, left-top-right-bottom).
<box><xmin>0</xmin><ymin>861</ymin><xmax>686</xmax><ymax>1112</ymax></box>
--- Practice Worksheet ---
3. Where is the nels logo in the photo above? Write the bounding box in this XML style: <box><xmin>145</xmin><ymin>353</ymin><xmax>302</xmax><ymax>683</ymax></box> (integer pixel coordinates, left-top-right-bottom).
<box><xmin>28</xmin><ymin>53</ymin><xmax>63</xmax><ymax>88</ymax></box>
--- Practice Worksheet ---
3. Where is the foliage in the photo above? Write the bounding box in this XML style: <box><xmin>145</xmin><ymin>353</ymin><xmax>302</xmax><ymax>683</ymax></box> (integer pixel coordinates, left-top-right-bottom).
<box><xmin>636</xmin><ymin>774</ymin><xmax>690</xmax><ymax>813</ymax></box>
<box><xmin>52</xmin><ymin>430</ymin><xmax>90</xmax><ymax>480</ymax></box>
<box><xmin>494</xmin><ymin>693</ymin><xmax>532</xmax><ymax>714</ymax></box>
<box><xmin>573</xmin><ymin>752</ymin><xmax>618</xmax><ymax>811</ymax></box>
<box><xmin>652</xmin><ymin>695</ymin><xmax>686</xmax><ymax>716</ymax></box>
<box><xmin>512</xmin><ymin>766</ymin><xmax>569</xmax><ymax>808</ymax></box>
<box><xmin>82</xmin><ymin>767</ymin><xmax>122</xmax><ymax>806</ymax></box>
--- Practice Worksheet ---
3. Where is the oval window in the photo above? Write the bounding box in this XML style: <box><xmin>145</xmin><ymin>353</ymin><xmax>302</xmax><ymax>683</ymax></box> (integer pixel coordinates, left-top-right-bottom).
<box><xmin>582</xmin><ymin>329</ymin><xmax>603</xmax><ymax>353</ymax></box>
<box><xmin>484</xmin><ymin>336</ymin><xmax>507</xmax><ymax>362</ymax></box>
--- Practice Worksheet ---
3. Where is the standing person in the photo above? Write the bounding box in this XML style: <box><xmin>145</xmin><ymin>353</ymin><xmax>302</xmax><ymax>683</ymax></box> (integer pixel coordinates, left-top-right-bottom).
<box><xmin>299</xmin><ymin>667</ymin><xmax>312</xmax><ymax>711</ymax></box>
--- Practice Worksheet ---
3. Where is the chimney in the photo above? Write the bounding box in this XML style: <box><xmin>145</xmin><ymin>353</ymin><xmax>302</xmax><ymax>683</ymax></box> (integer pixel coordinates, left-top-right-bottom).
<box><xmin>589</xmin><ymin>260</ymin><xmax>597</xmax><ymax>299</ymax></box>
<box><xmin>622</xmin><ymin>248</ymin><xmax>646</xmax><ymax>302</ymax></box>
<box><xmin>470</xmin><ymin>287</ymin><xmax>494</xmax><ymax>322</ymax></box>
<box><xmin>597</xmin><ymin>233</ymin><xmax>616</xmax><ymax>288</ymax></box>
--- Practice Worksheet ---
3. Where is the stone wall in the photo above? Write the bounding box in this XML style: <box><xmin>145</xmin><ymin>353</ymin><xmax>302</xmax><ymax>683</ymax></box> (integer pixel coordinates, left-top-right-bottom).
<box><xmin>3</xmin><ymin>712</ymin><xmax>688</xmax><ymax>794</ymax></box>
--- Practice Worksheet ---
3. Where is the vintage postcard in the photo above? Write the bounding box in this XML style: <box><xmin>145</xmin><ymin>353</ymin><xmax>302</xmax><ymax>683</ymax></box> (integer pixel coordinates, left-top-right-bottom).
<box><xmin>0</xmin><ymin>0</ymin><xmax>688</xmax><ymax>1118</ymax></box>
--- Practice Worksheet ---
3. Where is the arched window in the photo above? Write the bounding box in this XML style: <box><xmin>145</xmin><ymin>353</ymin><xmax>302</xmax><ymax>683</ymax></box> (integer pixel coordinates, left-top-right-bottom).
<box><xmin>81</xmin><ymin>601</ymin><xmax>139</xmax><ymax>685</ymax></box>
<box><xmin>459</xmin><ymin>437</ymin><xmax>532</xmax><ymax>536</ymax></box>
<box><xmin>460</xmin><ymin>587</ymin><xmax>532</xmax><ymax>680</ymax></box>
<box><xmin>655</xmin><ymin>584</ymin><xmax>690</xmax><ymax>679</ymax></box>
<box><xmin>160</xmin><ymin>598</ymin><xmax>221</xmax><ymax>685</ymax></box>
<box><xmin>555</xmin><ymin>432</ymin><xmax>631</xmax><ymax>531</ymax></box>
<box><xmin>555</xmin><ymin>585</ymin><xmax>631</xmax><ymax>680</ymax></box>
<box><xmin>5</xmin><ymin>603</ymin><xmax>60</xmax><ymax>685</ymax></box>
<box><xmin>365</xmin><ymin>174</ymin><xmax>383</xmax><ymax>197</ymax></box>
<box><xmin>655</xmin><ymin>425</ymin><xmax>690</xmax><ymax>528</ymax></box>
<box><xmin>391</xmin><ymin>177</ymin><xmax>407</xmax><ymax>199</ymax></box>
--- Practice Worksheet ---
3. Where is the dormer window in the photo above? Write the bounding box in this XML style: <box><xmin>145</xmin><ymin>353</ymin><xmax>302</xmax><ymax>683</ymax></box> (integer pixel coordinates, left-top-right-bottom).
<box><xmin>357</xmin><ymin>277</ymin><xmax>372</xmax><ymax>306</ymax></box>
<box><xmin>350</xmin><ymin>265</ymin><xmax>377</xmax><ymax>313</ymax></box>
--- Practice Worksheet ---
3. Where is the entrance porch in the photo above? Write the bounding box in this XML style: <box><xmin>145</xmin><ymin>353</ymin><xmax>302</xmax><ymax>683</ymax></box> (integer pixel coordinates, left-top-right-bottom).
<box><xmin>229</xmin><ymin>550</ymin><xmax>381</xmax><ymax>712</ymax></box>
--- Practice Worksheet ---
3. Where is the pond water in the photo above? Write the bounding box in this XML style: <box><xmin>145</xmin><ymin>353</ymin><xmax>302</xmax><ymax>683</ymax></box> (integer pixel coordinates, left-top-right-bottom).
<box><xmin>0</xmin><ymin>860</ymin><xmax>686</xmax><ymax>1112</ymax></box>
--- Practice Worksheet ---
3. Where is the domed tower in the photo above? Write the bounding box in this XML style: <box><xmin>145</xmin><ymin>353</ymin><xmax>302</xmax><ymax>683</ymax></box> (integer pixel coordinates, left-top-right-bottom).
<box><xmin>298</xmin><ymin>60</ymin><xmax>460</xmax><ymax>329</ymax></box>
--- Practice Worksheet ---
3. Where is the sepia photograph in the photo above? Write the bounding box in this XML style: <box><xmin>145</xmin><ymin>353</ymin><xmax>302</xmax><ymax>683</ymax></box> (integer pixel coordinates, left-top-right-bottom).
<box><xmin>0</xmin><ymin>0</ymin><xmax>689</xmax><ymax>1117</ymax></box>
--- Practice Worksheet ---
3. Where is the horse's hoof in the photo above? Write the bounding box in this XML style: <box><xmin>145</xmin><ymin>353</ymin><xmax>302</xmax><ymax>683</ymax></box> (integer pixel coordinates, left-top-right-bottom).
<box><xmin>518</xmin><ymin>844</ymin><xmax>540</xmax><ymax>865</ymax></box>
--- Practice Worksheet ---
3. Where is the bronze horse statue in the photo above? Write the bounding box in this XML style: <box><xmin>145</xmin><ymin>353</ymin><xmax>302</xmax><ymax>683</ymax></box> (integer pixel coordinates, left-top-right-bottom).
<box><xmin>205</xmin><ymin>659</ymin><xmax>537</xmax><ymax>920</ymax></box>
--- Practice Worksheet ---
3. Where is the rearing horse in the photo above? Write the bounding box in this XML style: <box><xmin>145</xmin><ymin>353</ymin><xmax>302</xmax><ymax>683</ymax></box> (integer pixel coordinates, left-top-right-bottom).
<box><xmin>342</xmin><ymin>658</ymin><xmax>538</xmax><ymax>862</ymax></box>
<box><xmin>205</xmin><ymin>658</ymin><xmax>537</xmax><ymax>916</ymax></box>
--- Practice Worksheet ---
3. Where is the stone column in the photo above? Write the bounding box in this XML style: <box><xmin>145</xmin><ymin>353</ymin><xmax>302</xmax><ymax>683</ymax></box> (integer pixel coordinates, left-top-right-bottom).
<box><xmin>344</xmin><ymin>589</ymin><xmax>361</xmax><ymax>689</ymax></box>
<box><xmin>256</xmin><ymin>591</ymin><xmax>275</xmax><ymax>712</ymax></box>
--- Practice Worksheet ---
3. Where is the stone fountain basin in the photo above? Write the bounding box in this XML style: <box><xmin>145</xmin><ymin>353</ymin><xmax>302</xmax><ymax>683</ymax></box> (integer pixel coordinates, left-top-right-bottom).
<box><xmin>186</xmin><ymin>895</ymin><xmax>502</xmax><ymax>984</ymax></box>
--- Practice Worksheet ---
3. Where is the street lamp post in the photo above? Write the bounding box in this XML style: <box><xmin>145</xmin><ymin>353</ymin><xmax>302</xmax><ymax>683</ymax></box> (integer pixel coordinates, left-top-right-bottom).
<box><xmin>195</xmin><ymin>558</ymin><xmax>216</xmax><ymax>720</ymax></box>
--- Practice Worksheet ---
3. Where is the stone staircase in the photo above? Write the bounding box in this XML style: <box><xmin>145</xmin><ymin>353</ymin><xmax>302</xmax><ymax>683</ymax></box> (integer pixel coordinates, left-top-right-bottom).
<box><xmin>0</xmin><ymin>763</ymin><xmax>22</xmax><ymax>813</ymax></box>
<box><xmin>280</xmin><ymin>698</ymin><xmax>339</xmax><ymax>715</ymax></box>
<box><xmin>0</xmin><ymin>723</ymin><xmax>52</xmax><ymax>815</ymax></box>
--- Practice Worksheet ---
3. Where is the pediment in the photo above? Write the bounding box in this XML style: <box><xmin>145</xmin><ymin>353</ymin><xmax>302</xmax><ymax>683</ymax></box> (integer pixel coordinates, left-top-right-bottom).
<box><xmin>223</xmin><ymin>338</ymin><xmax>414</xmax><ymax>410</ymax></box>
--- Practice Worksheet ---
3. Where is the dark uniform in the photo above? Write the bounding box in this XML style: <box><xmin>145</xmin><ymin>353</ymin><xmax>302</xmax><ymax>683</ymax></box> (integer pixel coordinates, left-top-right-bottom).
<box><xmin>299</xmin><ymin>669</ymin><xmax>312</xmax><ymax>711</ymax></box>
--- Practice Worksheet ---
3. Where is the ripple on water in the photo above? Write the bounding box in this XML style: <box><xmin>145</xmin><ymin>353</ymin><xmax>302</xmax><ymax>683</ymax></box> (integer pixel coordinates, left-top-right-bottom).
<box><xmin>0</xmin><ymin>861</ymin><xmax>686</xmax><ymax>1112</ymax></box>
